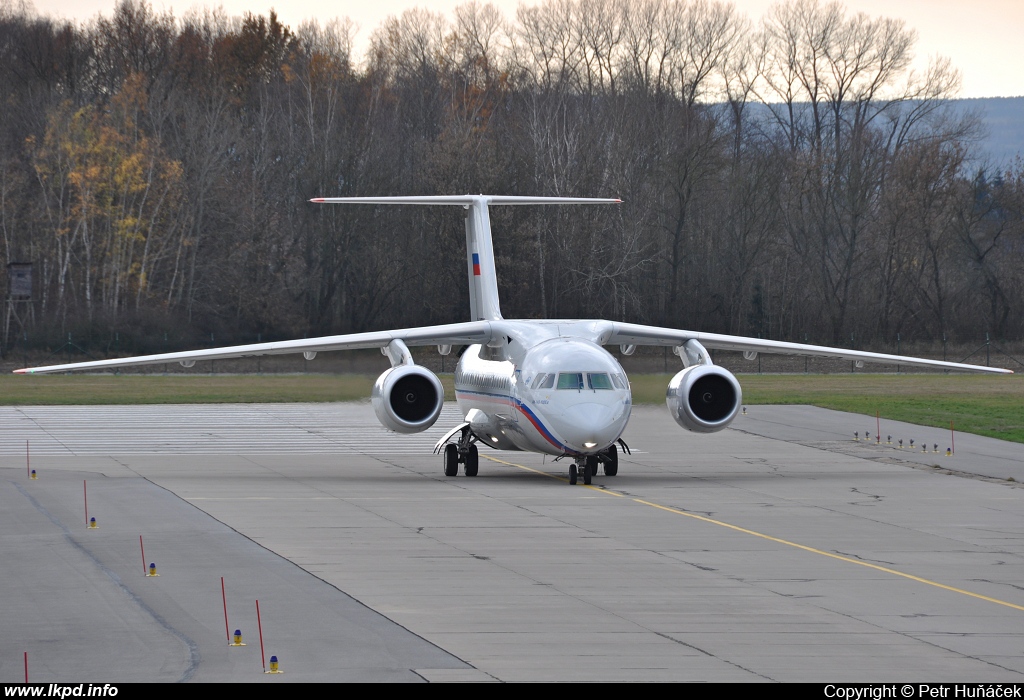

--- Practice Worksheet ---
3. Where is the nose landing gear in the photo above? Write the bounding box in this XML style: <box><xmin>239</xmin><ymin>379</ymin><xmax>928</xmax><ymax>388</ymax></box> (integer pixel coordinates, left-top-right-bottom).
<box><xmin>568</xmin><ymin>456</ymin><xmax>595</xmax><ymax>485</ymax></box>
<box><xmin>568</xmin><ymin>440</ymin><xmax>629</xmax><ymax>484</ymax></box>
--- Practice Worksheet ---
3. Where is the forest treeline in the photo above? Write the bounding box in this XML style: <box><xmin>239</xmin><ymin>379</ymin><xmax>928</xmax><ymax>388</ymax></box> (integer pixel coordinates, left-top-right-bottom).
<box><xmin>1</xmin><ymin>0</ymin><xmax>1022</xmax><ymax>356</ymax></box>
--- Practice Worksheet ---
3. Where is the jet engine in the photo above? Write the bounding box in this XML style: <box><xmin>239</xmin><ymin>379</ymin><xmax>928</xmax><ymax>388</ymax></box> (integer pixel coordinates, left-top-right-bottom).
<box><xmin>371</xmin><ymin>365</ymin><xmax>444</xmax><ymax>433</ymax></box>
<box><xmin>666</xmin><ymin>365</ymin><xmax>742</xmax><ymax>433</ymax></box>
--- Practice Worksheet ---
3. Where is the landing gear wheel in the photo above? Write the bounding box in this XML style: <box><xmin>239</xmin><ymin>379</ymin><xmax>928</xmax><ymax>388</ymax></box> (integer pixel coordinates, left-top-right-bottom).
<box><xmin>464</xmin><ymin>444</ymin><xmax>479</xmax><ymax>477</ymax></box>
<box><xmin>584</xmin><ymin>456</ymin><xmax>597</xmax><ymax>485</ymax></box>
<box><xmin>444</xmin><ymin>444</ymin><xmax>458</xmax><ymax>477</ymax></box>
<box><xmin>604</xmin><ymin>444</ymin><xmax>618</xmax><ymax>476</ymax></box>
<box><xmin>569</xmin><ymin>464</ymin><xmax>578</xmax><ymax>485</ymax></box>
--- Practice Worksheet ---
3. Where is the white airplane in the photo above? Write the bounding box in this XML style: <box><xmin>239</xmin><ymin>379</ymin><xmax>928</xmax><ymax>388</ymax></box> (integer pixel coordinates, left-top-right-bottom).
<box><xmin>14</xmin><ymin>196</ymin><xmax>1013</xmax><ymax>485</ymax></box>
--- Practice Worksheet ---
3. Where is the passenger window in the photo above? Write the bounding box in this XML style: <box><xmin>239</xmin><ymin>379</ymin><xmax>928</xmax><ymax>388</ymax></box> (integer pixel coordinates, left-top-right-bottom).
<box><xmin>557</xmin><ymin>372</ymin><xmax>584</xmax><ymax>390</ymax></box>
<box><xmin>588</xmin><ymin>373</ymin><xmax>613</xmax><ymax>390</ymax></box>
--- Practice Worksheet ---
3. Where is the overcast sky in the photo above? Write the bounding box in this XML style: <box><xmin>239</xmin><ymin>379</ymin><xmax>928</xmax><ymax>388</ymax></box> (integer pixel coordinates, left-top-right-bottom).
<box><xmin>23</xmin><ymin>0</ymin><xmax>1024</xmax><ymax>99</ymax></box>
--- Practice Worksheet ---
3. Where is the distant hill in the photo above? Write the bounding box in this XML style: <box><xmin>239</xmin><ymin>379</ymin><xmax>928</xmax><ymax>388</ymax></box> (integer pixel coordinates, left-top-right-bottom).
<box><xmin>953</xmin><ymin>97</ymin><xmax>1024</xmax><ymax>168</ymax></box>
<box><xmin>740</xmin><ymin>97</ymin><xmax>1023</xmax><ymax>169</ymax></box>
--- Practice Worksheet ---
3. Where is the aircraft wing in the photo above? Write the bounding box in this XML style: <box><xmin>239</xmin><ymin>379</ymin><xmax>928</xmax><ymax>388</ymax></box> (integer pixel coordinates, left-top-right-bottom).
<box><xmin>12</xmin><ymin>321</ymin><xmax>495</xmax><ymax>374</ymax></box>
<box><xmin>606</xmin><ymin>322</ymin><xmax>1013</xmax><ymax>375</ymax></box>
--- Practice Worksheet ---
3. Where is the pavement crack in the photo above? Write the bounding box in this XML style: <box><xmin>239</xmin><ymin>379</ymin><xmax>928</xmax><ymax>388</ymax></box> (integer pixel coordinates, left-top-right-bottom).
<box><xmin>970</xmin><ymin>579</ymin><xmax>1024</xmax><ymax>593</ymax></box>
<box><xmin>652</xmin><ymin>631</ymin><xmax>774</xmax><ymax>681</ymax></box>
<box><xmin>13</xmin><ymin>407</ymin><xmax>77</xmax><ymax>455</ymax></box>
<box><xmin>833</xmin><ymin>550</ymin><xmax>898</xmax><ymax>567</ymax></box>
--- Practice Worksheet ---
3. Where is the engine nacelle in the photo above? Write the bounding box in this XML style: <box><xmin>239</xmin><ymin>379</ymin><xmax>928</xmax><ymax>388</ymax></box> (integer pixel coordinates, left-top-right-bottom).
<box><xmin>666</xmin><ymin>365</ymin><xmax>742</xmax><ymax>433</ymax></box>
<box><xmin>371</xmin><ymin>364</ymin><xmax>444</xmax><ymax>433</ymax></box>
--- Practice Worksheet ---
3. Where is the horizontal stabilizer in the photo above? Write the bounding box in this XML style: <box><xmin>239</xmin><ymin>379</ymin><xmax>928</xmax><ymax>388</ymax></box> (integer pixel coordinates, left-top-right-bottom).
<box><xmin>311</xmin><ymin>195</ymin><xmax>621</xmax><ymax>206</ymax></box>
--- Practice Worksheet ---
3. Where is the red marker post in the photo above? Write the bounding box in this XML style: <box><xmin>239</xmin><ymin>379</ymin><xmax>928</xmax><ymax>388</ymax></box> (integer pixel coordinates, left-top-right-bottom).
<box><xmin>256</xmin><ymin>599</ymin><xmax>266</xmax><ymax>672</ymax></box>
<box><xmin>84</xmin><ymin>481</ymin><xmax>88</xmax><ymax>526</ymax></box>
<box><xmin>140</xmin><ymin>536</ymin><xmax>147</xmax><ymax>575</ymax></box>
<box><xmin>222</xmin><ymin>577</ymin><xmax>230</xmax><ymax>643</ymax></box>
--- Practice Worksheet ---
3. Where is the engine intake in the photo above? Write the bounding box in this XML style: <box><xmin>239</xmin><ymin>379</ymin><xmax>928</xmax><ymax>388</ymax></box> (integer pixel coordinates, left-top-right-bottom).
<box><xmin>666</xmin><ymin>365</ymin><xmax>742</xmax><ymax>433</ymax></box>
<box><xmin>371</xmin><ymin>365</ymin><xmax>444</xmax><ymax>433</ymax></box>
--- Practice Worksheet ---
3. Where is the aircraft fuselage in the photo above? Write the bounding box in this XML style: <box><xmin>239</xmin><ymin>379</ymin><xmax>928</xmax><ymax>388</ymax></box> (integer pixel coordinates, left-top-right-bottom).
<box><xmin>454</xmin><ymin>321</ymin><xmax>632</xmax><ymax>456</ymax></box>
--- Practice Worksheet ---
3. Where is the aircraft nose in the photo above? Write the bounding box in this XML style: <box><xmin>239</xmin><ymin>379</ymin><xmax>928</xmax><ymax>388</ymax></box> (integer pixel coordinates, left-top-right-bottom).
<box><xmin>554</xmin><ymin>402</ymin><xmax>627</xmax><ymax>452</ymax></box>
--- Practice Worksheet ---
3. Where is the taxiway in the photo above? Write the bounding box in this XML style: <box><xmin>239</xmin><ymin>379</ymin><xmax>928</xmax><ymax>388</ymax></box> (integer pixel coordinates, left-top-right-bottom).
<box><xmin>2</xmin><ymin>403</ymin><xmax>1023</xmax><ymax>682</ymax></box>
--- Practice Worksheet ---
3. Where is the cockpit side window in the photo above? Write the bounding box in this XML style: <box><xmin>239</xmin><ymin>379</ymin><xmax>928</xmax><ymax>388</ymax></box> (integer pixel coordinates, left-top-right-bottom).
<box><xmin>611</xmin><ymin>373</ymin><xmax>628</xmax><ymax>390</ymax></box>
<box><xmin>557</xmin><ymin>372</ymin><xmax>584</xmax><ymax>390</ymax></box>
<box><xmin>532</xmin><ymin>373</ymin><xmax>553</xmax><ymax>389</ymax></box>
<box><xmin>536</xmin><ymin>373</ymin><xmax>555</xmax><ymax>389</ymax></box>
<box><xmin>587</xmin><ymin>373</ymin><xmax>613</xmax><ymax>390</ymax></box>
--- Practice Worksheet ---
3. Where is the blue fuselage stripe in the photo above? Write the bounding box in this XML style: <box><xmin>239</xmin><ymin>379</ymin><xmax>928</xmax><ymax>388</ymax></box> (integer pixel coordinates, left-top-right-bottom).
<box><xmin>455</xmin><ymin>388</ymin><xmax>568</xmax><ymax>452</ymax></box>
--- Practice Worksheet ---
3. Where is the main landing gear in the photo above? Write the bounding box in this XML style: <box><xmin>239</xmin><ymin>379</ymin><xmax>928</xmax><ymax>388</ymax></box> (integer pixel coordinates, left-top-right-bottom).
<box><xmin>442</xmin><ymin>426</ymin><xmax>478</xmax><ymax>477</ymax></box>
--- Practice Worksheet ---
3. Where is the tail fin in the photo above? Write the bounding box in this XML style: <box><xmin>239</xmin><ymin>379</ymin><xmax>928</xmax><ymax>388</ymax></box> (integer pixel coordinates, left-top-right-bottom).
<box><xmin>310</xmin><ymin>195</ymin><xmax>621</xmax><ymax>322</ymax></box>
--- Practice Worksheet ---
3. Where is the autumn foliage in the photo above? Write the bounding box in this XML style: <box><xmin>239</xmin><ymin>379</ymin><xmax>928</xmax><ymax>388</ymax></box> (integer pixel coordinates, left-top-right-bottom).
<box><xmin>0</xmin><ymin>0</ymin><xmax>1021</xmax><ymax>356</ymax></box>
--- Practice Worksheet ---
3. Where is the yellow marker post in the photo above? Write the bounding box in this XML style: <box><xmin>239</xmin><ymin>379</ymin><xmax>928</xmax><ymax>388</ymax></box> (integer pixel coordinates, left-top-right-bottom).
<box><xmin>231</xmin><ymin>629</ymin><xmax>246</xmax><ymax>647</ymax></box>
<box><xmin>147</xmin><ymin>562</ymin><xmax>159</xmax><ymax>577</ymax></box>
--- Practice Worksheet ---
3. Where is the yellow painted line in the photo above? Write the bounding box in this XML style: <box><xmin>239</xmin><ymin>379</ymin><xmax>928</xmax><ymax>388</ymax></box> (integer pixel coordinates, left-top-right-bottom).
<box><xmin>188</xmin><ymin>497</ymin><xmax>338</xmax><ymax>501</ymax></box>
<box><xmin>632</xmin><ymin>499</ymin><xmax>1024</xmax><ymax>612</ymax></box>
<box><xmin>481</xmin><ymin>454</ymin><xmax>626</xmax><ymax>496</ymax></box>
<box><xmin>482</xmin><ymin>454</ymin><xmax>1024</xmax><ymax>612</ymax></box>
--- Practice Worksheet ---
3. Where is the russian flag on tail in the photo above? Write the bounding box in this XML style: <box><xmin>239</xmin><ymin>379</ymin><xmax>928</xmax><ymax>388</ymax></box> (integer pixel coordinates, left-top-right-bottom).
<box><xmin>472</xmin><ymin>253</ymin><xmax>481</xmax><ymax>276</ymax></box>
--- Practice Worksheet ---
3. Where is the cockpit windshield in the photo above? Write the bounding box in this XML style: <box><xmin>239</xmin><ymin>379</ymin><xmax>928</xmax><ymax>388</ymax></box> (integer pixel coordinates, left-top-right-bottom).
<box><xmin>556</xmin><ymin>372</ymin><xmax>584</xmax><ymax>390</ymax></box>
<box><xmin>550</xmin><ymin>372</ymin><xmax>622</xmax><ymax>390</ymax></box>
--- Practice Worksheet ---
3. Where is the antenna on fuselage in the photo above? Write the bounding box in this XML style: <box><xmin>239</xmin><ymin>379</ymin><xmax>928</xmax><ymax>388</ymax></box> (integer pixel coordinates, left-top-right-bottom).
<box><xmin>310</xmin><ymin>195</ymin><xmax>621</xmax><ymax>322</ymax></box>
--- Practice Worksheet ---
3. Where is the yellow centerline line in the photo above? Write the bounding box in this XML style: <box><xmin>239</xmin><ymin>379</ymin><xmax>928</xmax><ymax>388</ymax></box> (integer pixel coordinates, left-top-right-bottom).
<box><xmin>483</xmin><ymin>454</ymin><xmax>626</xmax><ymax>496</ymax></box>
<box><xmin>482</xmin><ymin>454</ymin><xmax>1024</xmax><ymax>612</ymax></box>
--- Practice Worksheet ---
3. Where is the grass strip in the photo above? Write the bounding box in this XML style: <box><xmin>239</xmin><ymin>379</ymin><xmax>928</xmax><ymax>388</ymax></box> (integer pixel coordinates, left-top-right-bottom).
<box><xmin>630</xmin><ymin>373</ymin><xmax>1024</xmax><ymax>443</ymax></box>
<box><xmin>3</xmin><ymin>372</ymin><xmax>1021</xmax><ymax>444</ymax></box>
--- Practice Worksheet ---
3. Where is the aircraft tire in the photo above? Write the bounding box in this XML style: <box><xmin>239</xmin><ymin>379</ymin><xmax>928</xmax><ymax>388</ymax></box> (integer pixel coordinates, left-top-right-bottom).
<box><xmin>584</xmin><ymin>456</ymin><xmax>597</xmax><ymax>485</ymax></box>
<box><xmin>569</xmin><ymin>464</ymin><xmax>578</xmax><ymax>485</ymax></box>
<box><xmin>444</xmin><ymin>444</ymin><xmax>459</xmax><ymax>477</ymax></box>
<box><xmin>464</xmin><ymin>444</ymin><xmax>479</xmax><ymax>477</ymax></box>
<box><xmin>604</xmin><ymin>444</ymin><xmax>618</xmax><ymax>476</ymax></box>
